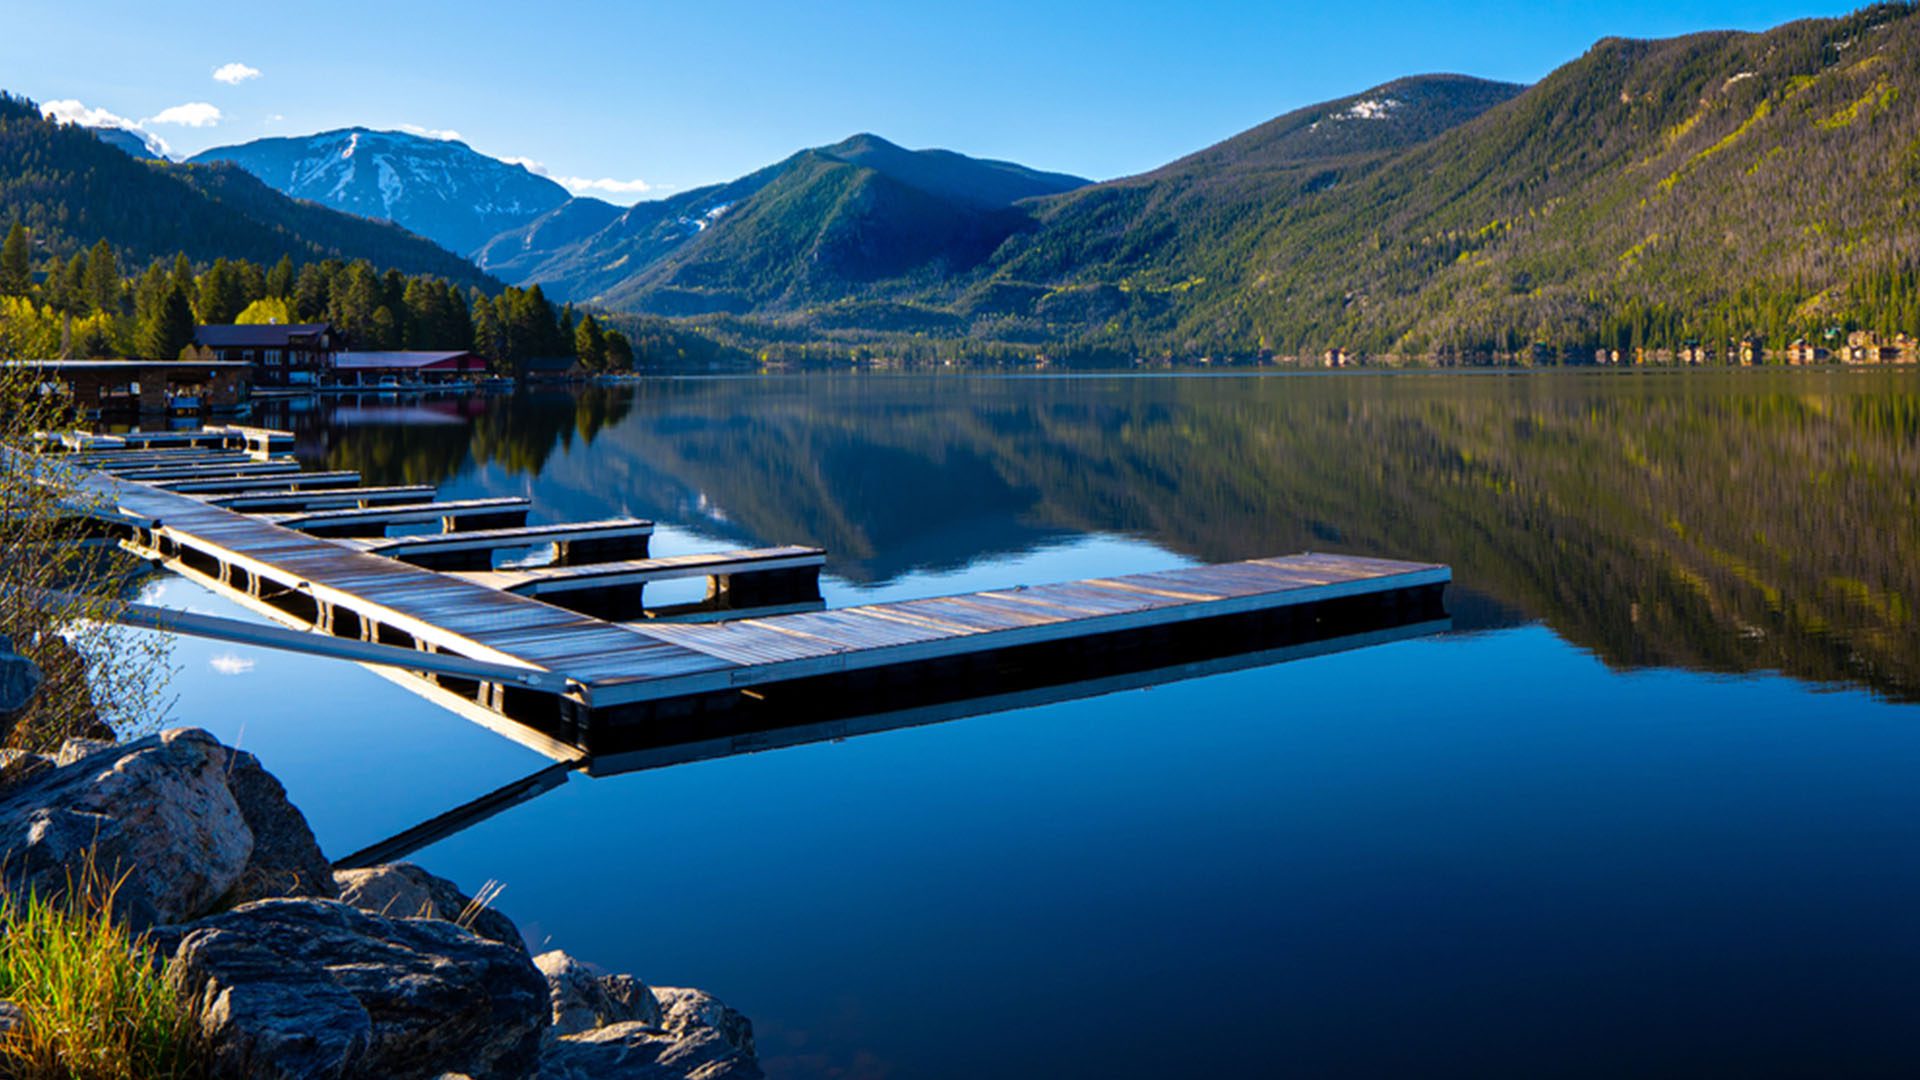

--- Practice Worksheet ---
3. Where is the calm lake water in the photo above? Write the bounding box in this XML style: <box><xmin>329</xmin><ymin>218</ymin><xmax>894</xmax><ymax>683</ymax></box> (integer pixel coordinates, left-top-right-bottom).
<box><xmin>145</xmin><ymin>369</ymin><xmax>1920</xmax><ymax>1078</ymax></box>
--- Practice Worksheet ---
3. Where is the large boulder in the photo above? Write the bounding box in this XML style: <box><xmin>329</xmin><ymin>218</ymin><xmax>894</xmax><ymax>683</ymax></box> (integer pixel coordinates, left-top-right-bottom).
<box><xmin>0</xmin><ymin>728</ymin><xmax>333</xmax><ymax>929</ymax></box>
<box><xmin>219</xmin><ymin>747</ymin><xmax>336</xmax><ymax>904</ymax></box>
<box><xmin>540</xmin><ymin>1023</ymin><xmax>762</xmax><ymax>1080</ymax></box>
<box><xmin>0</xmin><ymin>728</ymin><xmax>252</xmax><ymax>929</ymax></box>
<box><xmin>0</xmin><ymin>636</ymin><xmax>42</xmax><ymax>738</ymax></box>
<box><xmin>333</xmin><ymin>863</ymin><xmax>521</xmax><ymax>952</ymax></box>
<box><xmin>534</xmin><ymin>950</ymin><xmax>661</xmax><ymax>1035</ymax></box>
<box><xmin>163</xmin><ymin>898</ymin><xmax>549</xmax><ymax>1080</ymax></box>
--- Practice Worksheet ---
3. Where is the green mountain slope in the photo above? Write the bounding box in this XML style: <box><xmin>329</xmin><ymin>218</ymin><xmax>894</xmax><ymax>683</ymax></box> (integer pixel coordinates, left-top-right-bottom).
<box><xmin>482</xmin><ymin>134</ymin><xmax>1088</xmax><ymax>313</ymax></box>
<box><xmin>618</xmin><ymin>5</ymin><xmax>1920</xmax><ymax>360</ymax></box>
<box><xmin>945</xmin><ymin>4</ymin><xmax>1920</xmax><ymax>356</ymax></box>
<box><xmin>0</xmin><ymin>94</ymin><xmax>493</xmax><ymax>288</ymax></box>
<box><xmin>1170</xmin><ymin>3</ymin><xmax>1920</xmax><ymax>356</ymax></box>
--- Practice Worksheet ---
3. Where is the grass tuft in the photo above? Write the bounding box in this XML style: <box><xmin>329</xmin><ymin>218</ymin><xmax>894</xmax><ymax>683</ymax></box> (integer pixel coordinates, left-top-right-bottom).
<box><xmin>0</xmin><ymin>854</ymin><xmax>206</xmax><ymax>1080</ymax></box>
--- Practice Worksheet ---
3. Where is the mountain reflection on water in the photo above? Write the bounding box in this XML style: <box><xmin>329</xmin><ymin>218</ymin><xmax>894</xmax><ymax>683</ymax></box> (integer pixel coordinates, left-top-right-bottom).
<box><xmin>263</xmin><ymin>369</ymin><xmax>1920</xmax><ymax>702</ymax></box>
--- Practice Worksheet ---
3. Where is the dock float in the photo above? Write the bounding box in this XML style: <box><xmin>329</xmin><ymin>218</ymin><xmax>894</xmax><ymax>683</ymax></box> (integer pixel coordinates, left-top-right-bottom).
<box><xmin>34</xmin><ymin>427</ymin><xmax>1451</xmax><ymax>760</ymax></box>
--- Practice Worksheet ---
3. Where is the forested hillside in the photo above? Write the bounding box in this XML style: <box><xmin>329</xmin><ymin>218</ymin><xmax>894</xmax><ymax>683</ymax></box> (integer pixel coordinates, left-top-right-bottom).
<box><xmin>661</xmin><ymin>4</ymin><xmax>1920</xmax><ymax>361</ymax></box>
<box><xmin>482</xmin><ymin>134</ymin><xmax>1088</xmax><ymax>315</ymax></box>
<box><xmin>0</xmin><ymin>95</ymin><xmax>492</xmax><ymax>290</ymax></box>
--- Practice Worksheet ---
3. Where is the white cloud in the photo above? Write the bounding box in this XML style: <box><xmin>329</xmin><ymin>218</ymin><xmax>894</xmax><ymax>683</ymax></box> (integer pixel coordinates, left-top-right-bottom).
<box><xmin>399</xmin><ymin>123</ymin><xmax>463</xmax><ymax>141</ymax></box>
<box><xmin>212</xmin><ymin>62</ymin><xmax>262</xmax><ymax>85</ymax></box>
<box><xmin>41</xmin><ymin>98</ymin><xmax>136</xmax><ymax>129</ymax></box>
<box><xmin>557</xmin><ymin>176</ymin><xmax>656</xmax><ymax>198</ymax></box>
<box><xmin>40</xmin><ymin>99</ymin><xmax>172</xmax><ymax>157</ymax></box>
<box><xmin>146</xmin><ymin>102</ymin><xmax>222</xmax><ymax>127</ymax></box>
<box><xmin>501</xmin><ymin>155</ymin><xmax>658</xmax><ymax>203</ymax></box>
<box><xmin>208</xmin><ymin>653</ymin><xmax>256</xmax><ymax>676</ymax></box>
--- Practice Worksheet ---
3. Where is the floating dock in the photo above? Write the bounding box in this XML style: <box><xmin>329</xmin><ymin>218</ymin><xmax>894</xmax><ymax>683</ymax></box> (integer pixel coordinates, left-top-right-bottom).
<box><xmin>37</xmin><ymin>427</ymin><xmax>1451</xmax><ymax>759</ymax></box>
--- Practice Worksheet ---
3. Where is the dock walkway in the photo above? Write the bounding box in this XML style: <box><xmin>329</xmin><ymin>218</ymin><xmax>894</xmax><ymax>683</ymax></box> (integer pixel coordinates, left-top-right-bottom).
<box><xmin>43</xmin><ymin>428</ymin><xmax>1449</xmax><ymax>756</ymax></box>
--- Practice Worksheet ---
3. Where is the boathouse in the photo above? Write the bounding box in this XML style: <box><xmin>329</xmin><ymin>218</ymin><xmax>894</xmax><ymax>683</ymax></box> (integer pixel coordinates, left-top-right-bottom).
<box><xmin>4</xmin><ymin>359</ymin><xmax>251</xmax><ymax>417</ymax></box>
<box><xmin>193</xmin><ymin>323</ymin><xmax>337</xmax><ymax>388</ymax></box>
<box><xmin>334</xmin><ymin>351</ymin><xmax>488</xmax><ymax>386</ymax></box>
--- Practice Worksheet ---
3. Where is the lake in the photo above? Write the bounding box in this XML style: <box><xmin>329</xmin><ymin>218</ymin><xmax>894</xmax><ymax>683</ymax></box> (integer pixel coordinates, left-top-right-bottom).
<box><xmin>145</xmin><ymin>368</ymin><xmax>1920</xmax><ymax>1078</ymax></box>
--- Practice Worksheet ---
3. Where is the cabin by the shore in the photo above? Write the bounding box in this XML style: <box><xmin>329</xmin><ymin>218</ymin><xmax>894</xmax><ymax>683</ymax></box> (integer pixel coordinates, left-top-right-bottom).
<box><xmin>4</xmin><ymin>358</ymin><xmax>251</xmax><ymax>417</ymax></box>
<box><xmin>192</xmin><ymin>323</ymin><xmax>337</xmax><ymax>388</ymax></box>
<box><xmin>334</xmin><ymin>351</ymin><xmax>488</xmax><ymax>387</ymax></box>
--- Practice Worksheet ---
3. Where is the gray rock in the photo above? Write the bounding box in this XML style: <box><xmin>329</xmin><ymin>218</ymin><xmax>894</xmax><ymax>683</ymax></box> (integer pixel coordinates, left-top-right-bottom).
<box><xmin>166</xmin><ymin>898</ymin><xmax>549</xmax><ymax>1080</ymax></box>
<box><xmin>540</xmin><ymin>1022</ymin><xmax>762</xmax><ymax>1080</ymax></box>
<box><xmin>219</xmin><ymin>747</ymin><xmax>336</xmax><ymax>904</ymax></box>
<box><xmin>0</xmin><ymin>749</ymin><xmax>52</xmax><ymax>795</ymax></box>
<box><xmin>534</xmin><ymin>950</ymin><xmax>661</xmax><ymax>1036</ymax></box>
<box><xmin>0</xmin><ymin>636</ymin><xmax>41</xmax><ymax>736</ymax></box>
<box><xmin>0</xmin><ymin>999</ymin><xmax>21</xmax><ymax>1039</ymax></box>
<box><xmin>0</xmin><ymin>727</ymin><xmax>252</xmax><ymax>930</ymax></box>
<box><xmin>653</xmin><ymin>987</ymin><xmax>756</xmax><ymax>1059</ymax></box>
<box><xmin>52</xmin><ymin>736</ymin><xmax>115</xmax><ymax>767</ymax></box>
<box><xmin>333</xmin><ymin>863</ymin><xmax>522</xmax><ymax>952</ymax></box>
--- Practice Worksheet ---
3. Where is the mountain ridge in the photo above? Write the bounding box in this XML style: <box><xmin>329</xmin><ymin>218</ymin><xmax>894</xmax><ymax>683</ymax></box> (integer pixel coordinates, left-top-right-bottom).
<box><xmin>479</xmin><ymin>132</ymin><xmax>1092</xmax><ymax>311</ymax></box>
<box><xmin>189</xmin><ymin>127</ymin><xmax>572</xmax><ymax>256</ymax></box>
<box><xmin>0</xmin><ymin>95</ymin><xmax>496</xmax><ymax>289</ymax></box>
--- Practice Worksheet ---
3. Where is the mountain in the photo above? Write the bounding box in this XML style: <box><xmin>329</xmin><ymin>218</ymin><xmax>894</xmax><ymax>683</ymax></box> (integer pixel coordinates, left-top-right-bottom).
<box><xmin>1127</xmin><ymin>4</ymin><xmax>1920</xmax><ymax>356</ymax></box>
<box><xmin>0</xmin><ymin>94</ymin><xmax>494</xmax><ymax>288</ymax></box>
<box><xmin>736</xmin><ymin>5</ymin><xmax>1920</xmax><ymax>359</ymax></box>
<box><xmin>189</xmin><ymin>128</ymin><xmax>572</xmax><ymax>256</ymax></box>
<box><xmin>964</xmin><ymin>74</ymin><xmax>1526</xmax><ymax>323</ymax></box>
<box><xmin>479</xmin><ymin>133</ymin><xmax>1089</xmax><ymax>312</ymax></box>
<box><xmin>89</xmin><ymin>126</ymin><xmax>166</xmax><ymax>161</ymax></box>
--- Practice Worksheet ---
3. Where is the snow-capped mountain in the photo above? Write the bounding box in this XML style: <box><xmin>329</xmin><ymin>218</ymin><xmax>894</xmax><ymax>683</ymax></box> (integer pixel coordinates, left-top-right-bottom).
<box><xmin>187</xmin><ymin>128</ymin><xmax>571</xmax><ymax>256</ymax></box>
<box><xmin>91</xmin><ymin>126</ymin><xmax>168</xmax><ymax>161</ymax></box>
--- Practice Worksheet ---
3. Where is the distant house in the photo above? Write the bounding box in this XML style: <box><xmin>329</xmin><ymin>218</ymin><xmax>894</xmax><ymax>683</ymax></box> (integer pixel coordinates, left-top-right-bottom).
<box><xmin>193</xmin><ymin>323</ymin><xmax>337</xmax><ymax>387</ymax></box>
<box><xmin>1787</xmin><ymin>340</ymin><xmax>1829</xmax><ymax>365</ymax></box>
<box><xmin>521</xmin><ymin>355</ymin><xmax>585</xmax><ymax>382</ymax></box>
<box><xmin>333</xmin><ymin>351</ymin><xmax>487</xmax><ymax>386</ymax></box>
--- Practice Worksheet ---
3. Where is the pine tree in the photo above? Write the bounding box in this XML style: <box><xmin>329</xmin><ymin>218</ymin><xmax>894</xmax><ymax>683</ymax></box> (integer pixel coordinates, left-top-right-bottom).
<box><xmin>266</xmin><ymin>255</ymin><xmax>295</xmax><ymax>299</ymax></box>
<box><xmin>470</xmin><ymin>292</ymin><xmax>501</xmax><ymax>365</ymax></box>
<box><xmin>575</xmin><ymin>313</ymin><xmax>606</xmax><ymax>371</ymax></box>
<box><xmin>0</xmin><ymin>223</ymin><xmax>30</xmax><ymax>297</ymax></box>
<box><xmin>170</xmin><ymin>253</ymin><xmax>195</xmax><ymax>299</ymax></box>
<box><xmin>84</xmin><ymin>239</ymin><xmax>120</xmax><ymax>315</ymax></box>
<box><xmin>604</xmin><ymin>328</ymin><xmax>635</xmax><ymax>370</ymax></box>
<box><xmin>61</xmin><ymin>253</ymin><xmax>89</xmax><ymax>313</ymax></box>
<box><xmin>558</xmin><ymin>303</ymin><xmax>577</xmax><ymax>356</ymax></box>
<box><xmin>136</xmin><ymin>282</ymin><xmax>195</xmax><ymax>360</ymax></box>
<box><xmin>292</xmin><ymin>262</ymin><xmax>330</xmax><ymax>321</ymax></box>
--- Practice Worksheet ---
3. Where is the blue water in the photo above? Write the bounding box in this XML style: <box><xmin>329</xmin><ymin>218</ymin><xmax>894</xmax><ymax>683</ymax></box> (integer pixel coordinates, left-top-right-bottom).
<box><xmin>141</xmin><ymin>372</ymin><xmax>1920</xmax><ymax>1077</ymax></box>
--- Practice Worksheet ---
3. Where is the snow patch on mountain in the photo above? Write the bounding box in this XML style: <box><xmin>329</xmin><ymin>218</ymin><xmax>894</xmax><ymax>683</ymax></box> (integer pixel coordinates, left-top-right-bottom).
<box><xmin>1336</xmin><ymin>98</ymin><xmax>1401</xmax><ymax>120</ymax></box>
<box><xmin>189</xmin><ymin>127</ymin><xmax>573</xmax><ymax>256</ymax></box>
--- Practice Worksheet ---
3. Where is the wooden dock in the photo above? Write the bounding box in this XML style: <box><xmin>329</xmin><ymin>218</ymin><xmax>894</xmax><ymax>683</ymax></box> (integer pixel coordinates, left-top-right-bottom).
<box><xmin>38</xmin><ymin>427</ymin><xmax>1451</xmax><ymax>759</ymax></box>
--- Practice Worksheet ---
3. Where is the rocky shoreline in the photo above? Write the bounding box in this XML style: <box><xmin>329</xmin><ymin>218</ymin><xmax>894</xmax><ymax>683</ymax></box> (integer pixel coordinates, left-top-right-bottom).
<box><xmin>0</xmin><ymin>642</ymin><xmax>760</xmax><ymax>1079</ymax></box>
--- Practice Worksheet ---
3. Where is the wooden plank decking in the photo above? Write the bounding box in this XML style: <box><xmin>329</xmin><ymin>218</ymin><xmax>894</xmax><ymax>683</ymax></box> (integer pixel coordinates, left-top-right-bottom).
<box><xmin>40</xmin><ymin>427</ymin><xmax>1450</xmax><ymax>756</ymax></box>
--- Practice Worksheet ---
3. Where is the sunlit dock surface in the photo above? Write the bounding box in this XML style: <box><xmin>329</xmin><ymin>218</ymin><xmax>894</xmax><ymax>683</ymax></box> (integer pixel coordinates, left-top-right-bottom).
<box><xmin>38</xmin><ymin>428</ymin><xmax>1452</xmax><ymax>760</ymax></box>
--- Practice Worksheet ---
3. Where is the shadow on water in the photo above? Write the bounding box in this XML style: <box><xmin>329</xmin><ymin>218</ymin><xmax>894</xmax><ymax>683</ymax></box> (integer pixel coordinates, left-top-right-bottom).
<box><xmin>262</xmin><ymin>369</ymin><xmax>1920</xmax><ymax>704</ymax></box>
<box><xmin>337</xmin><ymin>589</ymin><xmax>1452</xmax><ymax>869</ymax></box>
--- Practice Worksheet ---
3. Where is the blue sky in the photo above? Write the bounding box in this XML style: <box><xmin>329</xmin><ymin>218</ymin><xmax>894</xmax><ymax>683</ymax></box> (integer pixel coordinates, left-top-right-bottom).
<box><xmin>4</xmin><ymin>0</ymin><xmax>1858</xmax><ymax>201</ymax></box>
